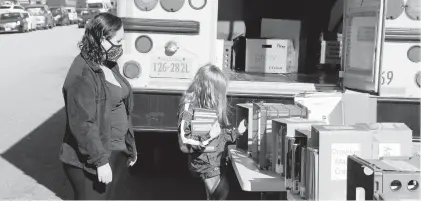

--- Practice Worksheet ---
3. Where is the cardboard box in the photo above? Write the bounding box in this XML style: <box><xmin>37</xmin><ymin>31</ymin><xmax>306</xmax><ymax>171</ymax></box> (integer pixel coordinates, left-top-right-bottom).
<box><xmin>413</xmin><ymin>137</ymin><xmax>420</xmax><ymax>157</ymax></box>
<box><xmin>288</xmin><ymin>129</ymin><xmax>310</xmax><ymax>194</ymax></box>
<box><xmin>357</xmin><ymin>123</ymin><xmax>413</xmax><ymax>159</ymax></box>
<box><xmin>235</xmin><ymin>103</ymin><xmax>254</xmax><ymax>153</ymax></box>
<box><xmin>299</xmin><ymin>146</ymin><xmax>307</xmax><ymax>198</ymax></box>
<box><xmin>320</xmin><ymin>40</ymin><xmax>341</xmax><ymax>65</ymax></box>
<box><xmin>305</xmin><ymin>147</ymin><xmax>319</xmax><ymax>200</ymax></box>
<box><xmin>310</xmin><ymin>124</ymin><xmax>374</xmax><ymax>201</ymax></box>
<box><xmin>307</xmin><ymin>123</ymin><xmax>416</xmax><ymax>201</ymax></box>
<box><xmin>251</xmin><ymin>103</ymin><xmax>307</xmax><ymax>169</ymax></box>
<box><xmin>271</xmin><ymin>118</ymin><xmax>326</xmax><ymax>178</ymax></box>
<box><xmin>294</xmin><ymin>91</ymin><xmax>377</xmax><ymax>125</ymax></box>
<box><xmin>245</xmin><ymin>38</ymin><xmax>294</xmax><ymax>74</ymax></box>
<box><xmin>261</xmin><ymin>18</ymin><xmax>301</xmax><ymax>72</ymax></box>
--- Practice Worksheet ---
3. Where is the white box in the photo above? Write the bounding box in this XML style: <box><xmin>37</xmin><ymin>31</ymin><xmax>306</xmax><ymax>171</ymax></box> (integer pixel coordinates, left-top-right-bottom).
<box><xmin>245</xmin><ymin>39</ymin><xmax>294</xmax><ymax>74</ymax></box>
<box><xmin>294</xmin><ymin>91</ymin><xmax>377</xmax><ymax>125</ymax></box>
<box><xmin>261</xmin><ymin>18</ymin><xmax>301</xmax><ymax>72</ymax></box>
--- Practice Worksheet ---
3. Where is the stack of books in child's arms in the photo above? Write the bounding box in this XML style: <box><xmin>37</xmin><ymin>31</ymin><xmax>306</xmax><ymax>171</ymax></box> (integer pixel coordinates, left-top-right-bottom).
<box><xmin>191</xmin><ymin>108</ymin><xmax>218</xmax><ymax>139</ymax></box>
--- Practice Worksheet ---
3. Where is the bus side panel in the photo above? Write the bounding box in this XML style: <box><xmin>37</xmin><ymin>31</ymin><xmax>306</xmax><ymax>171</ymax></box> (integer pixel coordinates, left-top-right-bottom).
<box><xmin>377</xmin><ymin>100</ymin><xmax>420</xmax><ymax>137</ymax></box>
<box><xmin>131</xmin><ymin>93</ymin><xmax>295</xmax><ymax>132</ymax></box>
<box><xmin>131</xmin><ymin>93</ymin><xmax>182</xmax><ymax>132</ymax></box>
<box><xmin>131</xmin><ymin>92</ymin><xmax>421</xmax><ymax>138</ymax></box>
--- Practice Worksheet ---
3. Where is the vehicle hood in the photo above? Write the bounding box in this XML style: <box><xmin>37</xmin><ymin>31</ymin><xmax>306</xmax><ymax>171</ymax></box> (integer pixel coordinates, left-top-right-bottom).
<box><xmin>0</xmin><ymin>19</ymin><xmax>20</xmax><ymax>24</ymax></box>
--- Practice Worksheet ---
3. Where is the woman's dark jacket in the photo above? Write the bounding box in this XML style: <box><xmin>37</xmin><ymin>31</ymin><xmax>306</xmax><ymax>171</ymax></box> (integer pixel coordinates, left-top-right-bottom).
<box><xmin>59</xmin><ymin>54</ymin><xmax>136</xmax><ymax>175</ymax></box>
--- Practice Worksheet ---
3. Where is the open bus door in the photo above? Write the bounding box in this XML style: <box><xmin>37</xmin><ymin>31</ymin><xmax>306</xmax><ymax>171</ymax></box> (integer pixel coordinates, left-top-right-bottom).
<box><xmin>341</xmin><ymin>0</ymin><xmax>385</xmax><ymax>95</ymax></box>
<box><xmin>341</xmin><ymin>0</ymin><xmax>420</xmax><ymax>137</ymax></box>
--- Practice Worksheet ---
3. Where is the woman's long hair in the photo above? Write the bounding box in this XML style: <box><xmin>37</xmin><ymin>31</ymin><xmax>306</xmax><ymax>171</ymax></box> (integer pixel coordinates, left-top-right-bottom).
<box><xmin>78</xmin><ymin>12</ymin><xmax>122</xmax><ymax>64</ymax></box>
<box><xmin>180</xmin><ymin>64</ymin><xmax>230</xmax><ymax>126</ymax></box>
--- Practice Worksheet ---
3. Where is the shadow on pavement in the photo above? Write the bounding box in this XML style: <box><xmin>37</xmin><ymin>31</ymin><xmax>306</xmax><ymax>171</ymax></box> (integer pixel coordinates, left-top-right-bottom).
<box><xmin>1</xmin><ymin>108</ymin><xmax>72</xmax><ymax>199</ymax></box>
<box><xmin>0</xmin><ymin>108</ymin><xmax>257</xmax><ymax>200</ymax></box>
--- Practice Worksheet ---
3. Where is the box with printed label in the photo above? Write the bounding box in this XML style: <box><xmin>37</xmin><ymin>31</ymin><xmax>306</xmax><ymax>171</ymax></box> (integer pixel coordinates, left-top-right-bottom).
<box><xmin>310</xmin><ymin>124</ymin><xmax>374</xmax><ymax>201</ymax></box>
<box><xmin>308</xmin><ymin>123</ymin><xmax>416</xmax><ymax>201</ymax></box>
<box><xmin>271</xmin><ymin>118</ymin><xmax>325</xmax><ymax>179</ymax></box>
<box><xmin>358</xmin><ymin>123</ymin><xmax>413</xmax><ymax>159</ymax></box>
<box><xmin>245</xmin><ymin>38</ymin><xmax>294</xmax><ymax>74</ymax></box>
<box><xmin>260</xmin><ymin>18</ymin><xmax>301</xmax><ymax>72</ymax></box>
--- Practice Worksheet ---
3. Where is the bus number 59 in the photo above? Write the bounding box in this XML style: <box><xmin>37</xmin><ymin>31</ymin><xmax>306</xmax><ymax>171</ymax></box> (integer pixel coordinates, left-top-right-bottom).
<box><xmin>381</xmin><ymin>71</ymin><xmax>394</xmax><ymax>85</ymax></box>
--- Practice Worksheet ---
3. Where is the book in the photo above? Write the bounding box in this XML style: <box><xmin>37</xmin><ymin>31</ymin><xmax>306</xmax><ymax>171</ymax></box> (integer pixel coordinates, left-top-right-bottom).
<box><xmin>191</xmin><ymin>108</ymin><xmax>218</xmax><ymax>138</ymax></box>
<box><xmin>194</xmin><ymin>108</ymin><xmax>218</xmax><ymax>120</ymax></box>
<box><xmin>191</xmin><ymin>119</ymin><xmax>216</xmax><ymax>133</ymax></box>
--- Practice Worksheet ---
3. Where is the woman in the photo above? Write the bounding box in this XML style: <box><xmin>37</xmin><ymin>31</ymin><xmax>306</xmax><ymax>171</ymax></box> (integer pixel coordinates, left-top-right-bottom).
<box><xmin>60</xmin><ymin>13</ymin><xmax>137</xmax><ymax>200</ymax></box>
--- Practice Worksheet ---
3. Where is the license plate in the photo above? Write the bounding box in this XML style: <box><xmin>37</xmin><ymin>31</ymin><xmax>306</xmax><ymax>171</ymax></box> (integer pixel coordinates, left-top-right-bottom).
<box><xmin>150</xmin><ymin>57</ymin><xmax>191</xmax><ymax>79</ymax></box>
<box><xmin>5</xmin><ymin>27</ymin><xmax>11</xmax><ymax>31</ymax></box>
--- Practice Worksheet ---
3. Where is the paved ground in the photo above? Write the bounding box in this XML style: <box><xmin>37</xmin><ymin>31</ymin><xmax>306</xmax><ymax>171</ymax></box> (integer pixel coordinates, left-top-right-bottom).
<box><xmin>0</xmin><ymin>25</ymin><xmax>257</xmax><ymax>200</ymax></box>
<box><xmin>0</xmin><ymin>25</ymin><xmax>83</xmax><ymax>199</ymax></box>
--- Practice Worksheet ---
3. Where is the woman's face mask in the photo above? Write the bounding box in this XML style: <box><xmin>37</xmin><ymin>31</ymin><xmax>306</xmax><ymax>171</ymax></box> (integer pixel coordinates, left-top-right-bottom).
<box><xmin>104</xmin><ymin>38</ymin><xmax>123</xmax><ymax>62</ymax></box>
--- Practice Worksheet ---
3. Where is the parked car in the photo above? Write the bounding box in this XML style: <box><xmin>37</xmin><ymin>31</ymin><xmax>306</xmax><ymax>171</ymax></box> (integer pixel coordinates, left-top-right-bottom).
<box><xmin>50</xmin><ymin>6</ymin><xmax>70</xmax><ymax>26</ymax></box>
<box><xmin>21</xmin><ymin>11</ymin><xmax>36</xmax><ymax>31</ymax></box>
<box><xmin>78</xmin><ymin>9</ymin><xmax>98</xmax><ymax>28</ymax></box>
<box><xmin>76</xmin><ymin>8</ymin><xmax>84</xmax><ymax>16</ymax></box>
<box><xmin>65</xmin><ymin>7</ymin><xmax>78</xmax><ymax>24</ymax></box>
<box><xmin>0</xmin><ymin>12</ymin><xmax>29</xmax><ymax>33</ymax></box>
<box><xmin>0</xmin><ymin>4</ymin><xmax>24</xmax><ymax>14</ymax></box>
<box><xmin>25</xmin><ymin>5</ymin><xmax>54</xmax><ymax>29</ymax></box>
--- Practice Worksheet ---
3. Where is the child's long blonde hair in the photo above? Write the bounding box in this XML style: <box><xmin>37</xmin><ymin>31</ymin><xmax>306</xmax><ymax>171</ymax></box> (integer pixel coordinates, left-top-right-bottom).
<box><xmin>180</xmin><ymin>64</ymin><xmax>230</xmax><ymax>126</ymax></box>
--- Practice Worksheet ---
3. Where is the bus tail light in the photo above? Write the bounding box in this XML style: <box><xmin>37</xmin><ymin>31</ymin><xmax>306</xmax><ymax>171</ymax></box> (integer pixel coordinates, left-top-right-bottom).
<box><xmin>135</xmin><ymin>35</ymin><xmax>153</xmax><ymax>53</ymax></box>
<box><xmin>123</xmin><ymin>61</ymin><xmax>141</xmax><ymax>79</ymax></box>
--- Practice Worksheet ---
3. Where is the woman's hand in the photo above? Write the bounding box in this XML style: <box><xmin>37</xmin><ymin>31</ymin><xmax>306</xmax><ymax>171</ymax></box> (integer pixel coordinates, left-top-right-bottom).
<box><xmin>97</xmin><ymin>163</ymin><xmax>112</xmax><ymax>184</ymax></box>
<box><xmin>238</xmin><ymin>119</ymin><xmax>247</xmax><ymax>134</ymax></box>
<box><xmin>127</xmin><ymin>154</ymin><xmax>137</xmax><ymax>167</ymax></box>
<box><xmin>209</xmin><ymin>121</ymin><xmax>221</xmax><ymax>139</ymax></box>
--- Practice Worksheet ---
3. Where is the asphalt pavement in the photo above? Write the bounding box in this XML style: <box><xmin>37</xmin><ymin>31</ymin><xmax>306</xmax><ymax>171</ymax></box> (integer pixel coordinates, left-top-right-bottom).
<box><xmin>0</xmin><ymin>25</ymin><xmax>257</xmax><ymax>200</ymax></box>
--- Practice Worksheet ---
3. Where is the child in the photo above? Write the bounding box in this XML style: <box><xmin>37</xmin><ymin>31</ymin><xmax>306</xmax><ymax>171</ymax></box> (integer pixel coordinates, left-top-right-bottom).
<box><xmin>177</xmin><ymin>64</ymin><xmax>246</xmax><ymax>200</ymax></box>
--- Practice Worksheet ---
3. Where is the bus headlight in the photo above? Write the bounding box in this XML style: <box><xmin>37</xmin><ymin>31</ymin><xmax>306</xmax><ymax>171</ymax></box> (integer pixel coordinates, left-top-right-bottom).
<box><xmin>123</xmin><ymin>61</ymin><xmax>141</xmax><ymax>79</ymax></box>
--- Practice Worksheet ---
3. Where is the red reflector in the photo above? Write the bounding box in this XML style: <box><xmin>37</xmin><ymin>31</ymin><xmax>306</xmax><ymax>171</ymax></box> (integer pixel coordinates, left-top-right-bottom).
<box><xmin>408</xmin><ymin>46</ymin><xmax>421</xmax><ymax>63</ymax></box>
<box><xmin>123</xmin><ymin>61</ymin><xmax>141</xmax><ymax>79</ymax></box>
<box><xmin>135</xmin><ymin>35</ymin><xmax>153</xmax><ymax>53</ymax></box>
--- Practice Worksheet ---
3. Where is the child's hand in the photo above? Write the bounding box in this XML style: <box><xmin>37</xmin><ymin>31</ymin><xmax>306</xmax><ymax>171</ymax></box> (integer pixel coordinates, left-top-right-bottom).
<box><xmin>209</xmin><ymin>121</ymin><xmax>221</xmax><ymax>139</ymax></box>
<box><xmin>201</xmin><ymin>139</ymin><xmax>210</xmax><ymax>147</ymax></box>
<box><xmin>238</xmin><ymin>119</ymin><xmax>247</xmax><ymax>134</ymax></box>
